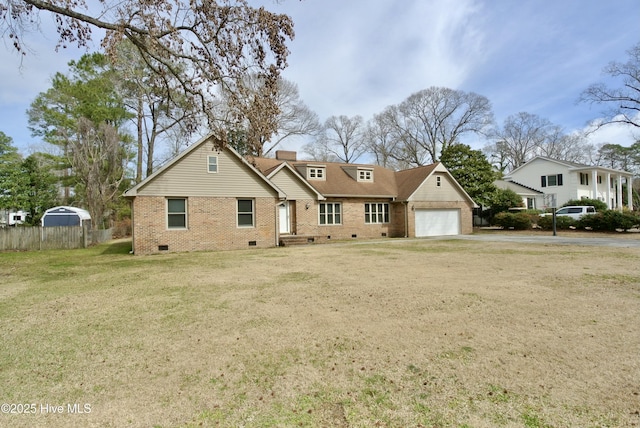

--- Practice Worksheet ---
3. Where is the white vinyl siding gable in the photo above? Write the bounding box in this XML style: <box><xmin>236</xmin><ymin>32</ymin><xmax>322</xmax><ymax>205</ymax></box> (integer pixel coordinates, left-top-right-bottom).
<box><xmin>410</xmin><ymin>173</ymin><xmax>466</xmax><ymax>202</ymax></box>
<box><xmin>269</xmin><ymin>168</ymin><xmax>318</xmax><ymax>200</ymax></box>
<box><xmin>135</xmin><ymin>141</ymin><xmax>277</xmax><ymax>198</ymax></box>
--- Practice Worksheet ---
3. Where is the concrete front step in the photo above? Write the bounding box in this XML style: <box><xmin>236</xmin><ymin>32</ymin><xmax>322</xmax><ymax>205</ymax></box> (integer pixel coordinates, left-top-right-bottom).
<box><xmin>278</xmin><ymin>235</ymin><xmax>317</xmax><ymax>246</ymax></box>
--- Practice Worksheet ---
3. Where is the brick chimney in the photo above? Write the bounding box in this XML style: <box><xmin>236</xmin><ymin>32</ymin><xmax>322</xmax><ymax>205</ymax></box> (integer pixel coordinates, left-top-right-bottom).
<box><xmin>275</xmin><ymin>150</ymin><xmax>297</xmax><ymax>161</ymax></box>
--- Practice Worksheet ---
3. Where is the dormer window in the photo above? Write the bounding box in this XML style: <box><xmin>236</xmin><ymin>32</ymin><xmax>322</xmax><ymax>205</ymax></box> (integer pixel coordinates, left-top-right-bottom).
<box><xmin>308</xmin><ymin>166</ymin><xmax>326</xmax><ymax>180</ymax></box>
<box><xmin>358</xmin><ymin>168</ymin><xmax>373</xmax><ymax>182</ymax></box>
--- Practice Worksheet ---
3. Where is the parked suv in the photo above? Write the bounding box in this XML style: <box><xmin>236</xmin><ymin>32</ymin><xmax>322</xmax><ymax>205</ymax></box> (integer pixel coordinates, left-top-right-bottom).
<box><xmin>539</xmin><ymin>205</ymin><xmax>596</xmax><ymax>220</ymax></box>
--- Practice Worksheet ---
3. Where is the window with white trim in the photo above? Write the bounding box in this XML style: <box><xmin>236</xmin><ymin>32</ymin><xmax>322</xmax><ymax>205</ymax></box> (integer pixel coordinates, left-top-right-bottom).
<box><xmin>167</xmin><ymin>198</ymin><xmax>187</xmax><ymax>229</ymax></box>
<box><xmin>579</xmin><ymin>172</ymin><xmax>589</xmax><ymax>185</ymax></box>
<box><xmin>308</xmin><ymin>167</ymin><xmax>325</xmax><ymax>180</ymax></box>
<box><xmin>436</xmin><ymin>176</ymin><xmax>442</xmax><ymax>187</ymax></box>
<box><xmin>207</xmin><ymin>156</ymin><xmax>218</xmax><ymax>173</ymax></box>
<box><xmin>319</xmin><ymin>202</ymin><xmax>341</xmax><ymax>225</ymax></box>
<box><xmin>541</xmin><ymin>174</ymin><xmax>563</xmax><ymax>187</ymax></box>
<box><xmin>365</xmin><ymin>203</ymin><xmax>389</xmax><ymax>224</ymax></box>
<box><xmin>358</xmin><ymin>169</ymin><xmax>373</xmax><ymax>182</ymax></box>
<box><xmin>237</xmin><ymin>199</ymin><xmax>254</xmax><ymax>227</ymax></box>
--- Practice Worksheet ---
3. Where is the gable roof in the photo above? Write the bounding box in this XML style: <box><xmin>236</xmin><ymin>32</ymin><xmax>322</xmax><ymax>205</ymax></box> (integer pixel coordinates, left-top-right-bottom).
<box><xmin>395</xmin><ymin>163</ymin><xmax>476</xmax><ymax>206</ymax></box>
<box><xmin>249</xmin><ymin>156</ymin><xmax>325</xmax><ymax>200</ymax></box>
<box><xmin>495</xmin><ymin>179</ymin><xmax>544</xmax><ymax>195</ymax></box>
<box><xmin>395</xmin><ymin>163</ymin><xmax>439</xmax><ymax>200</ymax></box>
<box><xmin>507</xmin><ymin>156</ymin><xmax>632</xmax><ymax>176</ymax></box>
<box><xmin>123</xmin><ymin>134</ymin><xmax>285</xmax><ymax>198</ymax></box>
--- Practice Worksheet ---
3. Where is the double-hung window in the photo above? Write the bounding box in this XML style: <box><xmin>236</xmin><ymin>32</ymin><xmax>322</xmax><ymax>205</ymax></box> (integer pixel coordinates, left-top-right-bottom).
<box><xmin>365</xmin><ymin>203</ymin><xmax>389</xmax><ymax>224</ymax></box>
<box><xmin>579</xmin><ymin>172</ymin><xmax>589</xmax><ymax>186</ymax></box>
<box><xmin>319</xmin><ymin>202</ymin><xmax>341</xmax><ymax>225</ymax></box>
<box><xmin>208</xmin><ymin>156</ymin><xmax>218</xmax><ymax>173</ymax></box>
<box><xmin>541</xmin><ymin>174</ymin><xmax>563</xmax><ymax>187</ymax></box>
<box><xmin>237</xmin><ymin>199</ymin><xmax>254</xmax><ymax>227</ymax></box>
<box><xmin>167</xmin><ymin>198</ymin><xmax>187</xmax><ymax>229</ymax></box>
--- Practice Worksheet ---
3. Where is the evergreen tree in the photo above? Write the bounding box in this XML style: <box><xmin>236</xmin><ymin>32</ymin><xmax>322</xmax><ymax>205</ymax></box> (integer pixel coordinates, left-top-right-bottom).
<box><xmin>440</xmin><ymin>143</ymin><xmax>499</xmax><ymax>207</ymax></box>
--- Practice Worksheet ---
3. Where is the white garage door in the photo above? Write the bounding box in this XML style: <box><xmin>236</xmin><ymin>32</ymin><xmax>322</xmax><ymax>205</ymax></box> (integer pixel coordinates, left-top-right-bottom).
<box><xmin>415</xmin><ymin>209</ymin><xmax>460</xmax><ymax>237</ymax></box>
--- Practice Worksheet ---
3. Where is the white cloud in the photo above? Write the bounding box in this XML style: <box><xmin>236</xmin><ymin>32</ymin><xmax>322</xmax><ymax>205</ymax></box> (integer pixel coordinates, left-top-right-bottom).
<box><xmin>583</xmin><ymin>114</ymin><xmax>640</xmax><ymax>148</ymax></box>
<box><xmin>279</xmin><ymin>0</ymin><xmax>486</xmax><ymax>121</ymax></box>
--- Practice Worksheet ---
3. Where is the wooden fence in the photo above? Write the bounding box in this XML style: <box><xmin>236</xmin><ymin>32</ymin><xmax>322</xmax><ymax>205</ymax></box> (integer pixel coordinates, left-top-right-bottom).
<box><xmin>0</xmin><ymin>226</ymin><xmax>113</xmax><ymax>251</ymax></box>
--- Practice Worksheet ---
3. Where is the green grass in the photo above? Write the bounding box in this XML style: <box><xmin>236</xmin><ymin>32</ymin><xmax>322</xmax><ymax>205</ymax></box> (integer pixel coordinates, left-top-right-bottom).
<box><xmin>0</xmin><ymin>238</ymin><xmax>638</xmax><ymax>427</ymax></box>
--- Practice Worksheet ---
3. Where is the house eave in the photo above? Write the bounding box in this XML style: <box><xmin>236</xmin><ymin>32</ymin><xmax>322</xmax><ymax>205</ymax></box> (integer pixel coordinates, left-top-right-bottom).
<box><xmin>322</xmin><ymin>194</ymin><xmax>397</xmax><ymax>199</ymax></box>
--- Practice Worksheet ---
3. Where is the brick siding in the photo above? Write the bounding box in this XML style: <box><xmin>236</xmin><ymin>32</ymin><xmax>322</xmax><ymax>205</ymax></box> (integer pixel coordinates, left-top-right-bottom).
<box><xmin>287</xmin><ymin>198</ymin><xmax>399</xmax><ymax>241</ymax></box>
<box><xmin>132</xmin><ymin>196</ymin><xmax>278</xmax><ymax>254</ymax></box>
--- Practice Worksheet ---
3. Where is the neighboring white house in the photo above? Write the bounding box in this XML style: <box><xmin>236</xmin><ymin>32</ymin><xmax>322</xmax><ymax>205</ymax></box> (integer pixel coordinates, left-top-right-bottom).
<box><xmin>0</xmin><ymin>209</ymin><xmax>28</xmax><ymax>226</ymax></box>
<box><xmin>494</xmin><ymin>180</ymin><xmax>545</xmax><ymax>210</ymax></box>
<box><xmin>504</xmin><ymin>156</ymin><xmax>633</xmax><ymax>210</ymax></box>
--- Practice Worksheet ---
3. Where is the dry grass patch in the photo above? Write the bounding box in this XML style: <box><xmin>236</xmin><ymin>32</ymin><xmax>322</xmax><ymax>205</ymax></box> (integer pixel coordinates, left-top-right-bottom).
<box><xmin>0</xmin><ymin>238</ymin><xmax>639</xmax><ymax>427</ymax></box>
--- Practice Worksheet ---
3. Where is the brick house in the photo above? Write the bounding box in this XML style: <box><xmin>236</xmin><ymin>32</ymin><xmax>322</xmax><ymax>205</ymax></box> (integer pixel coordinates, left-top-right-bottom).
<box><xmin>124</xmin><ymin>134</ymin><xmax>476</xmax><ymax>254</ymax></box>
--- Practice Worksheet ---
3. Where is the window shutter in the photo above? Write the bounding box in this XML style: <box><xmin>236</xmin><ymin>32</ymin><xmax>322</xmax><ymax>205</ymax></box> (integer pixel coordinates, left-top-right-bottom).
<box><xmin>557</xmin><ymin>174</ymin><xmax>563</xmax><ymax>186</ymax></box>
<box><xmin>541</xmin><ymin>176</ymin><xmax>547</xmax><ymax>187</ymax></box>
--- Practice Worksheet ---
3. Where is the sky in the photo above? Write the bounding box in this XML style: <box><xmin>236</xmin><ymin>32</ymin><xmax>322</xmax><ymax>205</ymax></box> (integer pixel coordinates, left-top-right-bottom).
<box><xmin>1</xmin><ymin>0</ymin><xmax>640</xmax><ymax>156</ymax></box>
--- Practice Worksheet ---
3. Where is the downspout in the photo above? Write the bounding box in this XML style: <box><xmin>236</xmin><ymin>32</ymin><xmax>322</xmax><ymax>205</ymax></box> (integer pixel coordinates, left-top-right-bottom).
<box><xmin>404</xmin><ymin>201</ymin><xmax>409</xmax><ymax>238</ymax></box>
<box><xmin>129</xmin><ymin>198</ymin><xmax>135</xmax><ymax>254</ymax></box>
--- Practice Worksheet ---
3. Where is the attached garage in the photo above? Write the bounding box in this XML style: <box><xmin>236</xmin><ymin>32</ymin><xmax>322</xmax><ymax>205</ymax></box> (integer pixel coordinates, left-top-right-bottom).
<box><xmin>415</xmin><ymin>209</ymin><xmax>460</xmax><ymax>237</ymax></box>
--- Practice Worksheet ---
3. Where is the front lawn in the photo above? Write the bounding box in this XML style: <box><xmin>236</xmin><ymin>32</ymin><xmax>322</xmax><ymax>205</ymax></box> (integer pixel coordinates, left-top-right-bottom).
<box><xmin>1</xmin><ymin>239</ymin><xmax>638</xmax><ymax>427</ymax></box>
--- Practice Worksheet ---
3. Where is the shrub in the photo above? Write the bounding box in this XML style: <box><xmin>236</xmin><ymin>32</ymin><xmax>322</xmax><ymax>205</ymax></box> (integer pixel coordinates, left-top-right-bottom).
<box><xmin>578</xmin><ymin>210</ymin><xmax>640</xmax><ymax>231</ymax></box>
<box><xmin>536</xmin><ymin>215</ymin><xmax>577</xmax><ymax>230</ymax></box>
<box><xmin>493</xmin><ymin>212</ymin><xmax>532</xmax><ymax>230</ymax></box>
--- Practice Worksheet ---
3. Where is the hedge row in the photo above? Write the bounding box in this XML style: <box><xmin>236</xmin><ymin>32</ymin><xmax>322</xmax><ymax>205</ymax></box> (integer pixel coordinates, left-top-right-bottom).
<box><xmin>493</xmin><ymin>210</ymin><xmax>640</xmax><ymax>231</ymax></box>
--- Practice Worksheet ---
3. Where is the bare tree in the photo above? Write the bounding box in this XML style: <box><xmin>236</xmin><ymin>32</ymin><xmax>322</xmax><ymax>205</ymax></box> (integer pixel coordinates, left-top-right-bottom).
<box><xmin>488</xmin><ymin>112</ymin><xmax>553</xmax><ymax>171</ymax></box>
<box><xmin>315</xmin><ymin>115</ymin><xmax>367</xmax><ymax>163</ymax></box>
<box><xmin>394</xmin><ymin>87</ymin><xmax>494</xmax><ymax>164</ymax></box>
<box><xmin>265</xmin><ymin>79</ymin><xmax>321</xmax><ymax>156</ymax></box>
<box><xmin>71</xmin><ymin>118</ymin><xmax>131</xmax><ymax>230</ymax></box>
<box><xmin>113</xmin><ymin>41</ymin><xmax>198</xmax><ymax>182</ymax></box>
<box><xmin>580</xmin><ymin>41</ymin><xmax>640</xmax><ymax>130</ymax></box>
<box><xmin>301</xmin><ymin>140</ymin><xmax>340</xmax><ymax>162</ymax></box>
<box><xmin>536</xmin><ymin>131</ymin><xmax>588</xmax><ymax>164</ymax></box>
<box><xmin>218</xmin><ymin>76</ymin><xmax>320</xmax><ymax>156</ymax></box>
<box><xmin>3</xmin><ymin>0</ymin><xmax>295</xmax><ymax>153</ymax></box>
<box><xmin>487</xmin><ymin>112</ymin><xmax>594</xmax><ymax>171</ymax></box>
<box><xmin>365</xmin><ymin>111</ymin><xmax>408</xmax><ymax>170</ymax></box>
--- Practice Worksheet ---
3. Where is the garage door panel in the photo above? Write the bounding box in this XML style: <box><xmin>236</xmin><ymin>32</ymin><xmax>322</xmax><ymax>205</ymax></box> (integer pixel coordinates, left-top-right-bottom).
<box><xmin>415</xmin><ymin>209</ymin><xmax>460</xmax><ymax>237</ymax></box>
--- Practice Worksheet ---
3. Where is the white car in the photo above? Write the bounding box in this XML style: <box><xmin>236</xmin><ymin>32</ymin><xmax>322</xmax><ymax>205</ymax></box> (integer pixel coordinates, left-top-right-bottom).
<box><xmin>539</xmin><ymin>205</ymin><xmax>596</xmax><ymax>220</ymax></box>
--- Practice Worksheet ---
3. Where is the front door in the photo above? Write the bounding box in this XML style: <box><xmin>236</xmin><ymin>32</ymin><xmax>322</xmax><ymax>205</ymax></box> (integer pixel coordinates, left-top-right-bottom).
<box><xmin>279</xmin><ymin>201</ymin><xmax>290</xmax><ymax>234</ymax></box>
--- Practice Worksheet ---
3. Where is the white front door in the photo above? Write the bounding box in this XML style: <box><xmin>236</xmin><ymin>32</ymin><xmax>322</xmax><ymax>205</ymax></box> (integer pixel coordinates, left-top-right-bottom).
<box><xmin>279</xmin><ymin>202</ymin><xmax>290</xmax><ymax>234</ymax></box>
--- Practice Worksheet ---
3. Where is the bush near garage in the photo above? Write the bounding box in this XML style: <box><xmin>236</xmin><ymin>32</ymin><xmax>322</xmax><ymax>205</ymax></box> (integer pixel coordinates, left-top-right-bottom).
<box><xmin>493</xmin><ymin>212</ymin><xmax>532</xmax><ymax>230</ymax></box>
